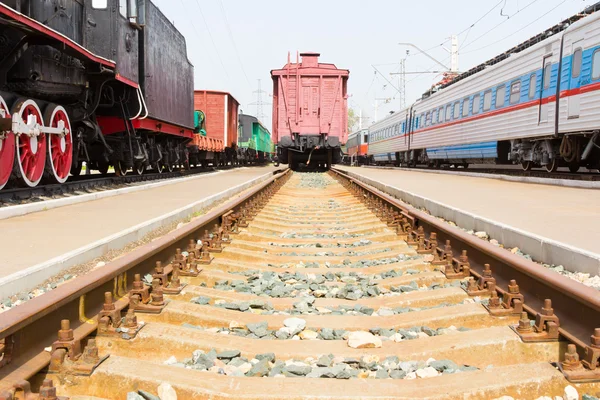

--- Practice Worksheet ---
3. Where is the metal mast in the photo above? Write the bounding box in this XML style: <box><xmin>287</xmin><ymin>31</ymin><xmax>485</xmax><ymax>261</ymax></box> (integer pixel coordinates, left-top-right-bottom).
<box><xmin>250</xmin><ymin>79</ymin><xmax>271</xmax><ymax>123</ymax></box>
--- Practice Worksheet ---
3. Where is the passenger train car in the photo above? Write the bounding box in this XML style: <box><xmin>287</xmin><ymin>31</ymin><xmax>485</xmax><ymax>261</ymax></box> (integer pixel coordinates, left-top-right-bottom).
<box><xmin>368</xmin><ymin>3</ymin><xmax>600</xmax><ymax>173</ymax></box>
<box><xmin>345</xmin><ymin>129</ymin><xmax>369</xmax><ymax>165</ymax></box>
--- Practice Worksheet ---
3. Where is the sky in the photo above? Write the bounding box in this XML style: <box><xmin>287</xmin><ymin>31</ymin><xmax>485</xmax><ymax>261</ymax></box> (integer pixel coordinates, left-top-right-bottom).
<box><xmin>153</xmin><ymin>0</ymin><xmax>596</xmax><ymax>130</ymax></box>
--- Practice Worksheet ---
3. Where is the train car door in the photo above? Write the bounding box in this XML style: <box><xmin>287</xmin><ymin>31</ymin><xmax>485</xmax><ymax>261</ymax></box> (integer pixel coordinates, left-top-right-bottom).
<box><xmin>567</xmin><ymin>39</ymin><xmax>584</xmax><ymax>119</ymax></box>
<box><xmin>85</xmin><ymin>0</ymin><xmax>115</xmax><ymax>60</ymax></box>
<box><xmin>300</xmin><ymin>77</ymin><xmax>320</xmax><ymax>132</ymax></box>
<box><xmin>538</xmin><ymin>56</ymin><xmax>553</xmax><ymax>124</ymax></box>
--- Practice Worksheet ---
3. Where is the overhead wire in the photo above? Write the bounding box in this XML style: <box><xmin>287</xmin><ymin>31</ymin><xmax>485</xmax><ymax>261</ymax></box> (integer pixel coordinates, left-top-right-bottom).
<box><xmin>461</xmin><ymin>0</ymin><xmax>570</xmax><ymax>55</ymax></box>
<box><xmin>216</xmin><ymin>0</ymin><xmax>252</xmax><ymax>89</ymax></box>
<box><xmin>191</xmin><ymin>0</ymin><xmax>231</xmax><ymax>82</ymax></box>
<box><xmin>174</xmin><ymin>0</ymin><xmax>218</xmax><ymax>72</ymax></box>
<box><xmin>460</xmin><ymin>0</ymin><xmax>543</xmax><ymax>51</ymax></box>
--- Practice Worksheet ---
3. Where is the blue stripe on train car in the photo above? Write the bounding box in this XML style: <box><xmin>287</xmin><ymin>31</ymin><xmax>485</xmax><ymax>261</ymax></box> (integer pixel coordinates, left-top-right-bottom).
<box><xmin>426</xmin><ymin>141</ymin><xmax>498</xmax><ymax>160</ymax></box>
<box><xmin>373</xmin><ymin>153</ymin><xmax>393</xmax><ymax>162</ymax></box>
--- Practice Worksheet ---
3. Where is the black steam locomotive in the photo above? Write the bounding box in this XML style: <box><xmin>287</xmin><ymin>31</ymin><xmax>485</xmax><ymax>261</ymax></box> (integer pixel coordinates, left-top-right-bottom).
<box><xmin>0</xmin><ymin>0</ymin><xmax>195</xmax><ymax>189</ymax></box>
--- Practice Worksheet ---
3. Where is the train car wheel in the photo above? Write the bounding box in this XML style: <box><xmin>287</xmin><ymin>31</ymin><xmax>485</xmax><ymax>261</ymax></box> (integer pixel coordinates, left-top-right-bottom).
<box><xmin>115</xmin><ymin>160</ymin><xmax>128</xmax><ymax>177</ymax></box>
<box><xmin>44</xmin><ymin>104</ymin><xmax>73</xmax><ymax>184</ymax></box>
<box><xmin>12</xmin><ymin>99</ymin><xmax>46</xmax><ymax>187</ymax></box>
<box><xmin>163</xmin><ymin>162</ymin><xmax>174</xmax><ymax>173</ymax></box>
<box><xmin>568</xmin><ymin>162</ymin><xmax>580</xmax><ymax>173</ymax></box>
<box><xmin>0</xmin><ymin>95</ymin><xmax>15</xmax><ymax>190</ymax></box>
<box><xmin>153</xmin><ymin>161</ymin><xmax>164</xmax><ymax>173</ymax></box>
<box><xmin>520</xmin><ymin>161</ymin><xmax>532</xmax><ymax>171</ymax></box>
<box><xmin>544</xmin><ymin>158</ymin><xmax>559</xmax><ymax>173</ymax></box>
<box><xmin>134</xmin><ymin>162</ymin><xmax>145</xmax><ymax>175</ymax></box>
<box><xmin>98</xmin><ymin>161</ymin><xmax>109</xmax><ymax>175</ymax></box>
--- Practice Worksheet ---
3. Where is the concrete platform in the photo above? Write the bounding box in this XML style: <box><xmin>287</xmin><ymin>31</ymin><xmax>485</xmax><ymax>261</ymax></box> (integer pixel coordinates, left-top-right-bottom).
<box><xmin>0</xmin><ymin>166</ymin><xmax>280</xmax><ymax>299</ymax></box>
<box><xmin>335</xmin><ymin>165</ymin><xmax>600</xmax><ymax>276</ymax></box>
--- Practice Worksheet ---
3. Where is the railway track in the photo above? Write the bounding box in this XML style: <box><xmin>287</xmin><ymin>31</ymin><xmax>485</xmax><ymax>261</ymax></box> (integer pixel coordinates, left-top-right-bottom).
<box><xmin>0</xmin><ymin>166</ymin><xmax>238</xmax><ymax>205</ymax></box>
<box><xmin>1</xmin><ymin>169</ymin><xmax>599</xmax><ymax>399</ymax></box>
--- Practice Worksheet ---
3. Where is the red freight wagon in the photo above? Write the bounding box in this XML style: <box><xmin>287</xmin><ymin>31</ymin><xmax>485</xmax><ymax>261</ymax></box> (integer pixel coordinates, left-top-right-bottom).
<box><xmin>271</xmin><ymin>52</ymin><xmax>349</xmax><ymax>170</ymax></box>
<box><xmin>193</xmin><ymin>90</ymin><xmax>240</xmax><ymax>150</ymax></box>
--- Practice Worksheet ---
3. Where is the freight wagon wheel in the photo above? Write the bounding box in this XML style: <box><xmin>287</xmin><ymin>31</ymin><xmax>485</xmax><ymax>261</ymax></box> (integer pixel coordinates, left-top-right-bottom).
<box><xmin>0</xmin><ymin>95</ymin><xmax>15</xmax><ymax>190</ymax></box>
<box><xmin>520</xmin><ymin>161</ymin><xmax>532</xmax><ymax>171</ymax></box>
<box><xmin>544</xmin><ymin>158</ymin><xmax>559</xmax><ymax>173</ymax></box>
<box><xmin>115</xmin><ymin>160</ymin><xmax>128</xmax><ymax>177</ymax></box>
<box><xmin>44</xmin><ymin>104</ymin><xmax>73</xmax><ymax>183</ymax></box>
<box><xmin>12</xmin><ymin>99</ymin><xmax>47</xmax><ymax>187</ymax></box>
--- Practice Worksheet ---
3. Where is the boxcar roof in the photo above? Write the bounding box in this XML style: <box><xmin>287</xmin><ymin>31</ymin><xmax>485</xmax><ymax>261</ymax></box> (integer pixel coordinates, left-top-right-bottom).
<box><xmin>194</xmin><ymin>90</ymin><xmax>241</xmax><ymax>107</ymax></box>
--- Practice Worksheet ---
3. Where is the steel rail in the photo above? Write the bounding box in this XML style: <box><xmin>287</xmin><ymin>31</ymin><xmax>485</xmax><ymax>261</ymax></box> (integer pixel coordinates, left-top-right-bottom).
<box><xmin>0</xmin><ymin>165</ymin><xmax>243</xmax><ymax>203</ymax></box>
<box><xmin>331</xmin><ymin>167</ymin><xmax>600</xmax><ymax>351</ymax></box>
<box><xmin>0</xmin><ymin>168</ymin><xmax>289</xmax><ymax>390</ymax></box>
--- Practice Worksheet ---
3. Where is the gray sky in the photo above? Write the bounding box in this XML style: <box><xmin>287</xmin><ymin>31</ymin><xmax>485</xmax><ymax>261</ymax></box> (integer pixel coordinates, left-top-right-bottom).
<box><xmin>154</xmin><ymin>0</ymin><xmax>595</xmax><ymax>130</ymax></box>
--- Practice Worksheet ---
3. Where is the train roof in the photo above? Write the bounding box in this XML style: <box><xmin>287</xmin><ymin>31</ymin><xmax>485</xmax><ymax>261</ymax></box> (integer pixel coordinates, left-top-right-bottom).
<box><xmin>422</xmin><ymin>1</ymin><xmax>600</xmax><ymax>98</ymax></box>
<box><xmin>194</xmin><ymin>90</ymin><xmax>242</xmax><ymax>107</ymax></box>
<box><xmin>271</xmin><ymin>52</ymin><xmax>349</xmax><ymax>76</ymax></box>
<box><xmin>239</xmin><ymin>113</ymin><xmax>271</xmax><ymax>135</ymax></box>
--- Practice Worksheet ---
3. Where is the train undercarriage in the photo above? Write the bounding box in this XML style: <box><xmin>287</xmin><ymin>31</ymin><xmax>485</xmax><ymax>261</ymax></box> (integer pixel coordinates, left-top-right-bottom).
<box><xmin>369</xmin><ymin>134</ymin><xmax>600</xmax><ymax>173</ymax></box>
<box><xmin>277</xmin><ymin>134</ymin><xmax>341</xmax><ymax>171</ymax></box>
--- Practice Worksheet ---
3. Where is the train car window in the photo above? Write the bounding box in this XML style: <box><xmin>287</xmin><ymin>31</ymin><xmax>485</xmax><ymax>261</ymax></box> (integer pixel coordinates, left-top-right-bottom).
<box><xmin>543</xmin><ymin>63</ymin><xmax>552</xmax><ymax>89</ymax></box>
<box><xmin>432</xmin><ymin>109</ymin><xmax>437</xmax><ymax>125</ymax></box>
<box><xmin>572</xmin><ymin>49</ymin><xmax>583</xmax><ymax>79</ymax></box>
<box><xmin>445</xmin><ymin>105</ymin><xmax>452</xmax><ymax>121</ymax></box>
<box><xmin>119</xmin><ymin>0</ymin><xmax>127</xmax><ymax>17</ymax></box>
<box><xmin>483</xmin><ymin>90</ymin><xmax>492</xmax><ymax>111</ymax></box>
<box><xmin>528</xmin><ymin>74</ymin><xmax>537</xmax><ymax>99</ymax></box>
<box><xmin>462</xmin><ymin>98</ymin><xmax>469</xmax><ymax>117</ymax></box>
<box><xmin>364</xmin><ymin>134</ymin><xmax>368</xmax><ymax>143</ymax></box>
<box><xmin>593</xmin><ymin>49</ymin><xmax>600</xmax><ymax>80</ymax></box>
<box><xmin>425</xmin><ymin>112</ymin><xmax>430</xmax><ymax>126</ymax></box>
<box><xmin>510</xmin><ymin>81</ymin><xmax>521</xmax><ymax>104</ymax></box>
<box><xmin>438</xmin><ymin>107</ymin><xmax>444</xmax><ymax>122</ymax></box>
<box><xmin>495</xmin><ymin>85</ymin><xmax>506</xmax><ymax>108</ymax></box>
<box><xmin>92</xmin><ymin>0</ymin><xmax>108</xmax><ymax>8</ymax></box>
<box><xmin>472</xmin><ymin>94</ymin><xmax>481</xmax><ymax>114</ymax></box>
<box><xmin>453</xmin><ymin>102</ymin><xmax>459</xmax><ymax>119</ymax></box>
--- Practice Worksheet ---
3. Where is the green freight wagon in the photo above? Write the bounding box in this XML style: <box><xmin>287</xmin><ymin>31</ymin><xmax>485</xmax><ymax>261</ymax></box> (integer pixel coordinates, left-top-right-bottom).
<box><xmin>238</xmin><ymin>114</ymin><xmax>274</xmax><ymax>164</ymax></box>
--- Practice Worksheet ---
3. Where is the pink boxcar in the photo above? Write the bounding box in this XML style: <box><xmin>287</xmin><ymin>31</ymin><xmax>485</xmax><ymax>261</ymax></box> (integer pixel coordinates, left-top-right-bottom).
<box><xmin>271</xmin><ymin>52</ymin><xmax>349</xmax><ymax>169</ymax></box>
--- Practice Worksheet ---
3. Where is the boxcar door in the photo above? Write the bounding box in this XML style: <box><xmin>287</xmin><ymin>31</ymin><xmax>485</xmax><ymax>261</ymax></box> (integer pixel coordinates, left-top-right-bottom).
<box><xmin>567</xmin><ymin>39</ymin><xmax>584</xmax><ymax>119</ymax></box>
<box><xmin>300</xmin><ymin>77</ymin><xmax>320</xmax><ymax>133</ymax></box>
<box><xmin>538</xmin><ymin>56</ymin><xmax>552</xmax><ymax>124</ymax></box>
<box><xmin>84</xmin><ymin>0</ymin><xmax>115</xmax><ymax>60</ymax></box>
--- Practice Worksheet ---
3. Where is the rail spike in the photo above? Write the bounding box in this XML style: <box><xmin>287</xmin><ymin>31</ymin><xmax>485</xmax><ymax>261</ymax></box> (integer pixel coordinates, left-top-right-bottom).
<box><xmin>466</xmin><ymin>264</ymin><xmax>496</xmax><ymax>296</ymax></box>
<box><xmin>128</xmin><ymin>273</ymin><xmax>165</xmax><ymax>313</ymax></box>
<box><xmin>559</xmin><ymin>328</ymin><xmax>600</xmax><ymax>382</ymax></box>
<box><xmin>48</xmin><ymin>320</ymin><xmax>109</xmax><ymax>376</ymax></box>
<box><xmin>0</xmin><ymin>379</ymin><xmax>68</xmax><ymax>400</ymax></box>
<box><xmin>485</xmin><ymin>279</ymin><xmax>524</xmax><ymax>316</ymax></box>
<box><xmin>512</xmin><ymin>299</ymin><xmax>560</xmax><ymax>342</ymax></box>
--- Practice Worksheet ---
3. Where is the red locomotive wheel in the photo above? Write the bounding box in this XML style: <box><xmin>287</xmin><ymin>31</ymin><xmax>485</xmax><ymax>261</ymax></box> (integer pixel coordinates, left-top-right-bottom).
<box><xmin>12</xmin><ymin>99</ymin><xmax>46</xmax><ymax>187</ymax></box>
<box><xmin>0</xmin><ymin>95</ymin><xmax>15</xmax><ymax>190</ymax></box>
<box><xmin>44</xmin><ymin>105</ymin><xmax>73</xmax><ymax>183</ymax></box>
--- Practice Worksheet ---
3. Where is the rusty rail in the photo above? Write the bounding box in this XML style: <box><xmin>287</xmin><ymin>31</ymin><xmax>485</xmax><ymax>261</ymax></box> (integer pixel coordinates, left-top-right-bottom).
<box><xmin>0</xmin><ymin>168</ymin><xmax>290</xmax><ymax>392</ymax></box>
<box><xmin>331</xmin><ymin>168</ymin><xmax>600</xmax><ymax>372</ymax></box>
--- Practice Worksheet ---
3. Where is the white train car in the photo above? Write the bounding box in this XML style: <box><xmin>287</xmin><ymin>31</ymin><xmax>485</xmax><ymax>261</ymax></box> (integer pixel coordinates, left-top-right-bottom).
<box><xmin>367</xmin><ymin>3</ymin><xmax>600</xmax><ymax>172</ymax></box>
